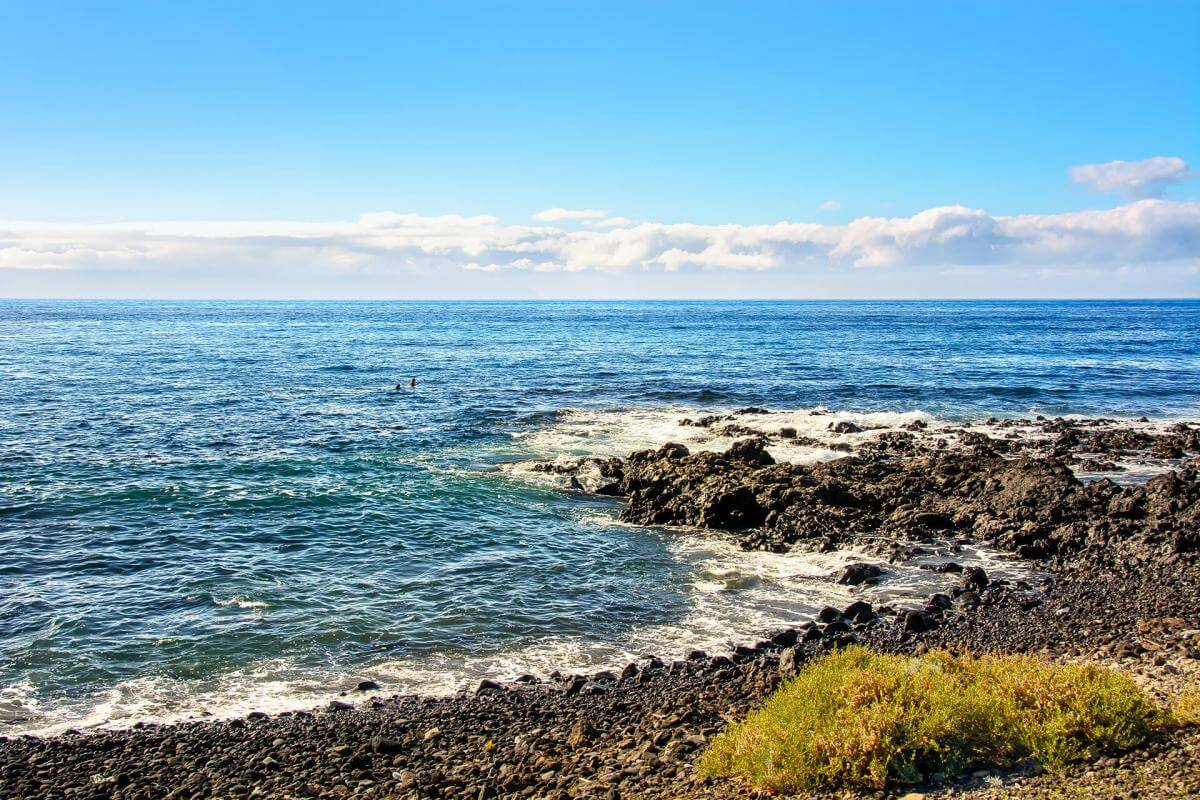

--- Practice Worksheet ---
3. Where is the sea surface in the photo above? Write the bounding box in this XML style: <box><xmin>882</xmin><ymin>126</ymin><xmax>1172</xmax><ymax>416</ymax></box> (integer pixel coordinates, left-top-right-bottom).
<box><xmin>2</xmin><ymin>300</ymin><xmax>1199</xmax><ymax>734</ymax></box>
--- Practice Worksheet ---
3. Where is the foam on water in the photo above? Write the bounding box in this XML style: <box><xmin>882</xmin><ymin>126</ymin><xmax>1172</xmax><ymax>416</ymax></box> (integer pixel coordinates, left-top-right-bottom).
<box><xmin>511</xmin><ymin>405</ymin><xmax>936</xmax><ymax>465</ymax></box>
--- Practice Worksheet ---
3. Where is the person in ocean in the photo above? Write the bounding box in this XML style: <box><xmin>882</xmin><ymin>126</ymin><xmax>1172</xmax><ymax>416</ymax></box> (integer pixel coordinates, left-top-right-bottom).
<box><xmin>395</xmin><ymin>378</ymin><xmax>418</xmax><ymax>390</ymax></box>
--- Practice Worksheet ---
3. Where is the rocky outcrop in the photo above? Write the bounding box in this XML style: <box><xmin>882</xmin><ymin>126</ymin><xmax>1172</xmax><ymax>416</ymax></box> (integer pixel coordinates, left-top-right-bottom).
<box><xmin>540</xmin><ymin>425</ymin><xmax>1200</xmax><ymax>564</ymax></box>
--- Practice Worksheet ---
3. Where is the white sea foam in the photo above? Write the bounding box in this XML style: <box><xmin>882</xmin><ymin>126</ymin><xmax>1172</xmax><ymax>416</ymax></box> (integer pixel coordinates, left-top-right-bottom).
<box><xmin>510</xmin><ymin>405</ymin><xmax>937</xmax><ymax>465</ymax></box>
<box><xmin>211</xmin><ymin>595</ymin><xmax>269</xmax><ymax>611</ymax></box>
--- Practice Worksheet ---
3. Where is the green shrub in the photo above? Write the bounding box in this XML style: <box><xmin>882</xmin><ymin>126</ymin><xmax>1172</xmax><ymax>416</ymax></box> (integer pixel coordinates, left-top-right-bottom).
<box><xmin>1174</xmin><ymin>686</ymin><xmax>1200</xmax><ymax>726</ymax></box>
<box><xmin>699</xmin><ymin>646</ymin><xmax>1163</xmax><ymax>793</ymax></box>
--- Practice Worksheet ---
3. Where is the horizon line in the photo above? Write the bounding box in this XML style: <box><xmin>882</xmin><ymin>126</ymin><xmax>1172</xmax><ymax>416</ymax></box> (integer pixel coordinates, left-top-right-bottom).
<box><xmin>4</xmin><ymin>296</ymin><xmax>1200</xmax><ymax>303</ymax></box>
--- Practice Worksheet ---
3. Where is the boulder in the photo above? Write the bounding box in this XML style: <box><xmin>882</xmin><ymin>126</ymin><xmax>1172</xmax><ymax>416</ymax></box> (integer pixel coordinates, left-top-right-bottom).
<box><xmin>837</xmin><ymin>563</ymin><xmax>884</xmax><ymax>585</ymax></box>
<box><xmin>725</xmin><ymin>438</ymin><xmax>775</xmax><ymax>465</ymax></box>
<box><xmin>962</xmin><ymin>566</ymin><xmax>989</xmax><ymax>589</ymax></box>
<box><xmin>903</xmin><ymin>610</ymin><xmax>936</xmax><ymax>633</ymax></box>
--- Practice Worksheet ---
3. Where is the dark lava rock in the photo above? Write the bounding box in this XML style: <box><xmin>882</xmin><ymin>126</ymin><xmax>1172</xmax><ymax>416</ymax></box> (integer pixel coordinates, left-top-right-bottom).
<box><xmin>657</xmin><ymin>442</ymin><xmax>690</xmax><ymax>459</ymax></box>
<box><xmin>962</xmin><ymin>565</ymin><xmax>989</xmax><ymax>589</ymax></box>
<box><xmin>770</xmin><ymin>628</ymin><xmax>799</xmax><ymax>648</ymax></box>
<box><xmin>779</xmin><ymin>646</ymin><xmax>801</xmax><ymax>677</ymax></box>
<box><xmin>355</xmin><ymin>679</ymin><xmax>381</xmax><ymax>692</ymax></box>
<box><xmin>817</xmin><ymin>605</ymin><xmax>843</xmax><ymax>623</ymax></box>
<box><xmin>370</xmin><ymin>735</ymin><xmax>403</xmax><ymax>754</ymax></box>
<box><xmin>928</xmin><ymin>593</ymin><xmax>953</xmax><ymax>610</ymax></box>
<box><xmin>838</xmin><ymin>563</ymin><xmax>884</xmax><ymax>585</ymax></box>
<box><xmin>725</xmin><ymin>437</ymin><xmax>775</xmax><ymax>465</ymax></box>
<box><xmin>913</xmin><ymin>511</ymin><xmax>953</xmax><ymax>530</ymax></box>
<box><xmin>844</xmin><ymin>600</ymin><xmax>874</xmax><ymax>623</ymax></box>
<box><xmin>903</xmin><ymin>610</ymin><xmax>937</xmax><ymax>633</ymax></box>
<box><xmin>829</xmin><ymin>420</ymin><xmax>863</xmax><ymax>433</ymax></box>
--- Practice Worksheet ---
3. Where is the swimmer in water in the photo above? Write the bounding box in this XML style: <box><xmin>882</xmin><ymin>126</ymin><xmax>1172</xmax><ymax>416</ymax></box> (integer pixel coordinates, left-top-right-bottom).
<box><xmin>409</xmin><ymin>377</ymin><xmax>418</xmax><ymax>388</ymax></box>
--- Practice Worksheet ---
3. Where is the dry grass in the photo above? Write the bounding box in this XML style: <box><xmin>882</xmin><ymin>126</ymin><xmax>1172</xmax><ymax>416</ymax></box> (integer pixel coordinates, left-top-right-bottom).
<box><xmin>699</xmin><ymin>646</ymin><xmax>1164</xmax><ymax>794</ymax></box>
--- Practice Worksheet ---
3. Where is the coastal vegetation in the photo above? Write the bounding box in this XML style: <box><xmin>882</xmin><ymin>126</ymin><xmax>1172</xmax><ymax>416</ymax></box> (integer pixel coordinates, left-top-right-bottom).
<box><xmin>1176</xmin><ymin>686</ymin><xmax>1200</xmax><ymax>725</ymax></box>
<box><xmin>700</xmin><ymin>645</ymin><xmax>1168</xmax><ymax>793</ymax></box>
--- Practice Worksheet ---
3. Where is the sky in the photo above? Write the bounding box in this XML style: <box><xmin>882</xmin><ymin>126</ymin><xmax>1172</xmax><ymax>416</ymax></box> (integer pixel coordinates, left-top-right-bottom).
<box><xmin>1</xmin><ymin>1</ymin><xmax>1198</xmax><ymax>299</ymax></box>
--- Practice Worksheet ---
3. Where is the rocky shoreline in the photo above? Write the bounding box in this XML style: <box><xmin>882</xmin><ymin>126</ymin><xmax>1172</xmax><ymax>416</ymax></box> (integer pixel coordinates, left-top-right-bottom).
<box><xmin>3</xmin><ymin>415</ymin><xmax>1199</xmax><ymax>799</ymax></box>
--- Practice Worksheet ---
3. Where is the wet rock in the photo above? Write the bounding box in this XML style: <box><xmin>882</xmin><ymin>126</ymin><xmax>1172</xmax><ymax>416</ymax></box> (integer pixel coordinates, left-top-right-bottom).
<box><xmin>355</xmin><ymin>679</ymin><xmax>381</xmax><ymax>692</ymax></box>
<box><xmin>962</xmin><ymin>566</ymin><xmax>989</xmax><ymax>589</ymax></box>
<box><xmin>657</xmin><ymin>442</ymin><xmax>690</xmax><ymax>459</ymax></box>
<box><xmin>844</xmin><ymin>600</ymin><xmax>874</xmax><ymax>623</ymax></box>
<box><xmin>837</xmin><ymin>563</ymin><xmax>883</xmax><ymax>585</ymax></box>
<box><xmin>817</xmin><ymin>606</ymin><xmax>842</xmax><ymax>624</ymax></box>
<box><xmin>913</xmin><ymin>512</ymin><xmax>953</xmax><ymax>530</ymax></box>
<box><xmin>927</xmin><ymin>593</ymin><xmax>953</xmax><ymax>611</ymax></box>
<box><xmin>725</xmin><ymin>438</ymin><xmax>775</xmax><ymax>465</ymax></box>
<box><xmin>769</xmin><ymin>628</ymin><xmax>799</xmax><ymax>648</ymax></box>
<box><xmin>903</xmin><ymin>610</ymin><xmax>937</xmax><ymax>633</ymax></box>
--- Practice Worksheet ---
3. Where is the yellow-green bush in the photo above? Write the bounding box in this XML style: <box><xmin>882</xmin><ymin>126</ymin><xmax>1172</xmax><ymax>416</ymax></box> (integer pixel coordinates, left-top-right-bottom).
<box><xmin>700</xmin><ymin>646</ymin><xmax>1163</xmax><ymax>793</ymax></box>
<box><xmin>1174</xmin><ymin>686</ymin><xmax>1200</xmax><ymax>726</ymax></box>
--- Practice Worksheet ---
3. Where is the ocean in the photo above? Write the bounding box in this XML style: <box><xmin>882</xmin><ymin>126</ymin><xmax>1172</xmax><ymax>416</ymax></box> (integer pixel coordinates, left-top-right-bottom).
<box><xmin>2</xmin><ymin>299</ymin><xmax>1198</xmax><ymax>734</ymax></box>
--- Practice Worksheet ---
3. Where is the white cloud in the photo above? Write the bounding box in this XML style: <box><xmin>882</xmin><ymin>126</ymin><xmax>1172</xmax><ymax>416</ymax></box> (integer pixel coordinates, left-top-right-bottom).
<box><xmin>531</xmin><ymin>207</ymin><xmax>608</xmax><ymax>221</ymax></box>
<box><xmin>1068</xmin><ymin>156</ymin><xmax>1191</xmax><ymax>198</ymax></box>
<box><xmin>587</xmin><ymin>216</ymin><xmax>635</xmax><ymax>228</ymax></box>
<box><xmin>1</xmin><ymin>201</ymin><xmax>1197</xmax><ymax>285</ymax></box>
<box><xmin>818</xmin><ymin>199</ymin><xmax>842</xmax><ymax>210</ymax></box>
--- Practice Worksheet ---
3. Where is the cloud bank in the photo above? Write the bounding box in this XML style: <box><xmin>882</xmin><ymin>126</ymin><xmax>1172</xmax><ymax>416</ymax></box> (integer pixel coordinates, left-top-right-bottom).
<box><xmin>2</xmin><ymin>200</ymin><xmax>1197</xmax><ymax>297</ymax></box>
<box><xmin>1069</xmin><ymin>156</ymin><xmax>1192</xmax><ymax>198</ymax></box>
<box><xmin>531</xmin><ymin>207</ymin><xmax>608</xmax><ymax>222</ymax></box>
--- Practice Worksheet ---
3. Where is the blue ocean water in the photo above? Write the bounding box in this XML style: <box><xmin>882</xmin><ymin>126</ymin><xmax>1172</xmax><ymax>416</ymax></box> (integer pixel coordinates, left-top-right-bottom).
<box><xmin>1</xmin><ymin>300</ymin><xmax>1198</xmax><ymax>732</ymax></box>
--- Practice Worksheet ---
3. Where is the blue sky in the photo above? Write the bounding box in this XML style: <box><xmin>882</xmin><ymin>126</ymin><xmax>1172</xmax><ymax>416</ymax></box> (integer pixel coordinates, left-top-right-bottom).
<box><xmin>1</xmin><ymin>1</ymin><xmax>1198</xmax><ymax>298</ymax></box>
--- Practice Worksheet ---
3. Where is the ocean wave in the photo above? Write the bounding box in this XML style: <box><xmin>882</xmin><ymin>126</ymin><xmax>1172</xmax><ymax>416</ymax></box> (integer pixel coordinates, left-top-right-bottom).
<box><xmin>505</xmin><ymin>404</ymin><xmax>935</xmax><ymax>465</ymax></box>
